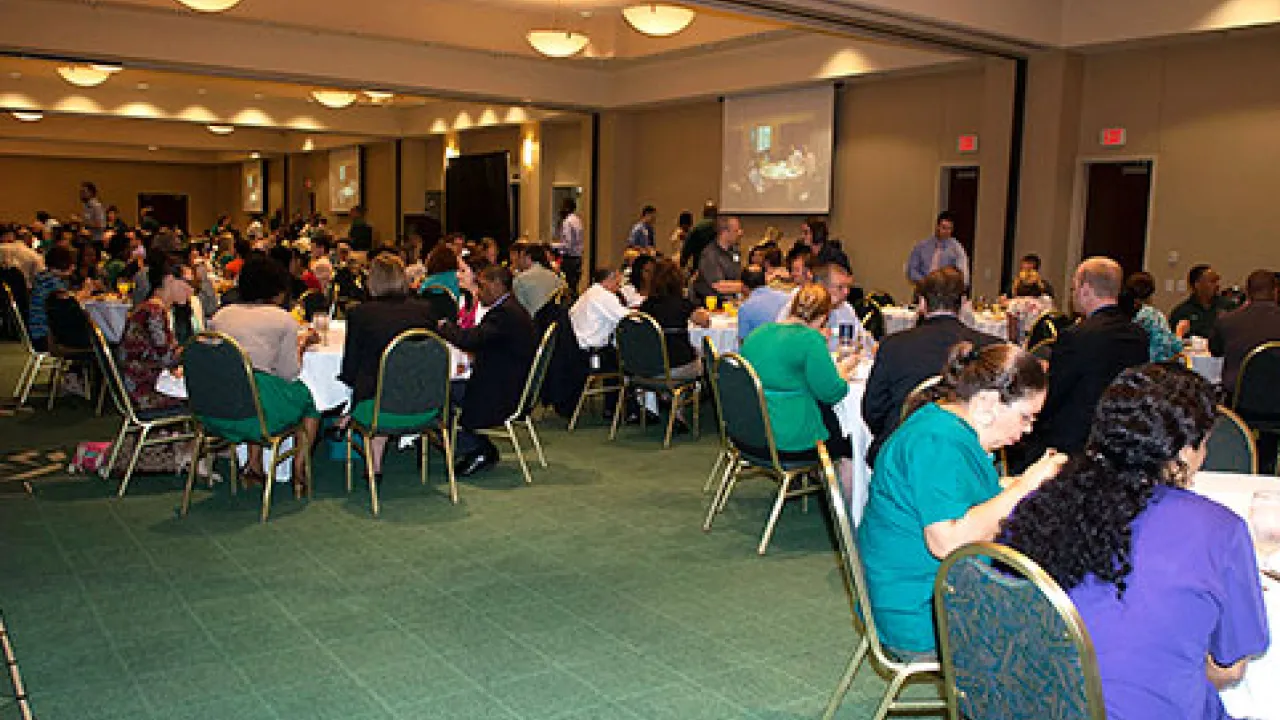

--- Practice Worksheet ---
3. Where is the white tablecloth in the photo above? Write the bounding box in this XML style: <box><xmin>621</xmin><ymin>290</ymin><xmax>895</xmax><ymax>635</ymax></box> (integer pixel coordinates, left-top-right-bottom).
<box><xmin>880</xmin><ymin>307</ymin><xmax>917</xmax><ymax>336</ymax></box>
<box><xmin>832</xmin><ymin>359</ymin><xmax>874</xmax><ymax>526</ymax></box>
<box><xmin>1187</xmin><ymin>352</ymin><xmax>1224</xmax><ymax>385</ymax></box>
<box><xmin>690</xmin><ymin>314</ymin><xmax>739</xmax><ymax>354</ymax></box>
<box><xmin>1192</xmin><ymin>471</ymin><xmax>1280</xmax><ymax>720</ymax></box>
<box><xmin>83</xmin><ymin>299</ymin><xmax>130</xmax><ymax>343</ymax></box>
<box><xmin>877</xmin><ymin>306</ymin><xmax>1009</xmax><ymax>341</ymax></box>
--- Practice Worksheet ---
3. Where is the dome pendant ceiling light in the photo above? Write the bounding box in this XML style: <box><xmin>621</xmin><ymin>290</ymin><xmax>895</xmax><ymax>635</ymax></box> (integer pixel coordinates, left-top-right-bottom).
<box><xmin>622</xmin><ymin>4</ymin><xmax>695</xmax><ymax>37</ymax></box>
<box><xmin>527</xmin><ymin>0</ymin><xmax>589</xmax><ymax>58</ymax></box>
<box><xmin>175</xmin><ymin>0</ymin><xmax>243</xmax><ymax>11</ymax></box>
<box><xmin>311</xmin><ymin>89</ymin><xmax>359</xmax><ymax>109</ymax></box>
<box><xmin>56</xmin><ymin>64</ymin><xmax>120</xmax><ymax>88</ymax></box>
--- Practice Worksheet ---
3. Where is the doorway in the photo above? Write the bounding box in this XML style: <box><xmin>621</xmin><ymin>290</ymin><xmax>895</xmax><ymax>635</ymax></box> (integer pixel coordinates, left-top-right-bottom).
<box><xmin>138</xmin><ymin>193</ymin><xmax>188</xmax><ymax>234</ymax></box>
<box><xmin>1080</xmin><ymin>160</ymin><xmax>1153</xmax><ymax>279</ymax></box>
<box><xmin>938</xmin><ymin>166</ymin><xmax>979</xmax><ymax>259</ymax></box>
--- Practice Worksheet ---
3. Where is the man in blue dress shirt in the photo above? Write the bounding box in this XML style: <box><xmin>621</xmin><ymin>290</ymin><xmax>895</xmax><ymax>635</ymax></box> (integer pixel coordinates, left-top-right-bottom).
<box><xmin>906</xmin><ymin>211</ymin><xmax>969</xmax><ymax>286</ymax></box>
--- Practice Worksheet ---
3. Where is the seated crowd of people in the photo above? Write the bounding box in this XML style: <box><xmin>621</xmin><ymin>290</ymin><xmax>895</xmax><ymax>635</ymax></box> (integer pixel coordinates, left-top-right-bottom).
<box><xmin>3</xmin><ymin>195</ymin><xmax>1276</xmax><ymax>719</ymax></box>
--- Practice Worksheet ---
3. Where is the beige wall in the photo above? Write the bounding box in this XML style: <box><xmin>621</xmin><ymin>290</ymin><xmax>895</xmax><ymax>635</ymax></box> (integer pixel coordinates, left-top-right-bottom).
<box><xmin>363</xmin><ymin>141</ymin><xmax>397</xmax><ymax>245</ymax></box>
<box><xmin>0</xmin><ymin>155</ymin><xmax>224</xmax><ymax>233</ymax></box>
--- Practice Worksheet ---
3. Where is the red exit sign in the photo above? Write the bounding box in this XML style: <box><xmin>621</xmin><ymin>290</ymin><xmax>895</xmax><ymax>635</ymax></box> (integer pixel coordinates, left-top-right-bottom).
<box><xmin>957</xmin><ymin>134</ymin><xmax>979</xmax><ymax>153</ymax></box>
<box><xmin>1100</xmin><ymin>127</ymin><xmax>1127</xmax><ymax>147</ymax></box>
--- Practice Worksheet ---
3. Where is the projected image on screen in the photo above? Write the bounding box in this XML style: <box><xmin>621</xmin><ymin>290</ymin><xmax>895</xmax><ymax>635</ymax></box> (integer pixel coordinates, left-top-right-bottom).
<box><xmin>721</xmin><ymin>85</ymin><xmax>835</xmax><ymax>214</ymax></box>
<box><xmin>329</xmin><ymin>146</ymin><xmax>361</xmax><ymax>213</ymax></box>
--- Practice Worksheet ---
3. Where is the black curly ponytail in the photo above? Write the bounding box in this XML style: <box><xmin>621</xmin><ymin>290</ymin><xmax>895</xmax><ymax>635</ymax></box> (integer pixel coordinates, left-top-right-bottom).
<box><xmin>1000</xmin><ymin>362</ymin><xmax>1217</xmax><ymax>597</ymax></box>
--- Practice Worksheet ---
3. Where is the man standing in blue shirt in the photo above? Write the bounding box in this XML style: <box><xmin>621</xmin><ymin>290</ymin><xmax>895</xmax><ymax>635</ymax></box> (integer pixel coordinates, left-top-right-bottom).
<box><xmin>627</xmin><ymin>205</ymin><xmax>656</xmax><ymax>249</ymax></box>
<box><xmin>906</xmin><ymin>211</ymin><xmax>969</xmax><ymax>286</ymax></box>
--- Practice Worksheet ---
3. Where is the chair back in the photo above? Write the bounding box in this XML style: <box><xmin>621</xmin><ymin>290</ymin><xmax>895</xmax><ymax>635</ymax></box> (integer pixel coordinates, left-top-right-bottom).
<box><xmin>818</xmin><ymin>443</ymin><xmax>935</xmax><ymax>674</ymax></box>
<box><xmin>46</xmin><ymin>292</ymin><xmax>94</xmax><ymax>355</ymax></box>
<box><xmin>511</xmin><ymin>322</ymin><xmax>558</xmax><ymax>421</ymax></box>
<box><xmin>419</xmin><ymin>283</ymin><xmax>459</xmax><ymax>307</ymax></box>
<box><xmin>869</xmin><ymin>290</ymin><xmax>896</xmax><ymax>307</ymax></box>
<box><xmin>715</xmin><ymin>353</ymin><xmax>783</xmax><ymax>468</ymax></box>
<box><xmin>188</xmin><ymin>295</ymin><xmax>206</xmax><ymax>334</ymax></box>
<box><xmin>900</xmin><ymin>375</ymin><xmax>943</xmax><ymax>423</ymax></box>
<box><xmin>297</xmin><ymin>290</ymin><xmax>330</xmax><ymax>320</ymax></box>
<box><xmin>0</xmin><ymin>267</ymin><xmax>28</xmax><ymax>322</ymax></box>
<box><xmin>1026</xmin><ymin>311</ymin><xmax>1070</xmax><ymax>349</ymax></box>
<box><xmin>1232</xmin><ymin>341</ymin><xmax>1280</xmax><ymax>421</ymax></box>
<box><xmin>1029</xmin><ymin>337</ymin><xmax>1055</xmax><ymax>363</ymax></box>
<box><xmin>182</xmin><ymin>331</ymin><xmax>270</xmax><ymax>443</ymax></box>
<box><xmin>1203</xmin><ymin>406</ymin><xmax>1258</xmax><ymax>474</ymax></box>
<box><xmin>701</xmin><ymin>335</ymin><xmax>725</xmax><ymax>440</ymax></box>
<box><xmin>1</xmin><ymin>281</ymin><xmax>36</xmax><ymax>353</ymax></box>
<box><xmin>615</xmin><ymin>312</ymin><xmax>672</xmax><ymax>380</ymax></box>
<box><xmin>854</xmin><ymin>298</ymin><xmax>885</xmax><ymax>340</ymax></box>
<box><xmin>934</xmin><ymin>543</ymin><xmax>1106</xmax><ymax>720</ymax></box>
<box><xmin>367</xmin><ymin>329</ymin><xmax>452</xmax><ymax>434</ymax></box>
<box><xmin>86</xmin><ymin>320</ymin><xmax>138</xmax><ymax>422</ymax></box>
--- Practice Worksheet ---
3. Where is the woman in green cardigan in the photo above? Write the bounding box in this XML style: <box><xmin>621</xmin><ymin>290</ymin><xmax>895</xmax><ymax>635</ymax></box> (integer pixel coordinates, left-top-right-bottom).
<box><xmin>740</xmin><ymin>283</ymin><xmax>860</xmax><ymax>460</ymax></box>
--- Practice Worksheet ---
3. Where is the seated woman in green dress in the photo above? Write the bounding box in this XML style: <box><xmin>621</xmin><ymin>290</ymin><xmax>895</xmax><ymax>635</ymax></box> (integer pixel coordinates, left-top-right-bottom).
<box><xmin>857</xmin><ymin>341</ymin><xmax>1066</xmax><ymax>661</ymax></box>
<box><xmin>339</xmin><ymin>255</ymin><xmax>449</xmax><ymax>481</ymax></box>
<box><xmin>207</xmin><ymin>256</ymin><xmax>321</xmax><ymax>494</ymax></box>
<box><xmin>739</xmin><ymin>283</ymin><xmax>860</xmax><ymax>461</ymax></box>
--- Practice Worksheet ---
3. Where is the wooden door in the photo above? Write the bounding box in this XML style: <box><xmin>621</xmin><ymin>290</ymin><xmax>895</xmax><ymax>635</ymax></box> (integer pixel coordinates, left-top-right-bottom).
<box><xmin>942</xmin><ymin>166</ymin><xmax>980</xmax><ymax>259</ymax></box>
<box><xmin>1081</xmin><ymin>161</ymin><xmax>1153</xmax><ymax>278</ymax></box>
<box><xmin>137</xmin><ymin>193</ymin><xmax>188</xmax><ymax>233</ymax></box>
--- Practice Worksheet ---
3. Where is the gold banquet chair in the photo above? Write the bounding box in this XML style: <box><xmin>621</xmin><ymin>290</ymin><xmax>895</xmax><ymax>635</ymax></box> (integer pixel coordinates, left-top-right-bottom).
<box><xmin>610</xmin><ymin>312</ymin><xmax>701</xmax><ymax>449</ymax></box>
<box><xmin>568</xmin><ymin>345</ymin><xmax>622</xmax><ymax>432</ymax></box>
<box><xmin>180</xmin><ymin>332</ymin><xmax>313</xmax><ymax>523</ymax></box>
<box><xmin>1202</xmin><ymin>405</ymin><xmax>1258</xmax><ymax>474</ymax></box>
<box><xmin>818</xmin><ymin>443</ymin><xmax>946</xmax><ymax>720</ymax></box>
<box><xmin>934</xmin><ymin>542</ymin><xmax>1106</xmax><ymax>720</ymax></box>
<box><xmin>2</xmin><ymin>281</ymin><xmax>55</xmax><ymax>407</ymax></box>
<box><xmin>1230</xmin><ymin>340</ymin><xmax>1280</xmax><ymax>471</ymax></box>
<box><xmin>477</xmin><ymin>322</ymin><xmax>559</xmax><ymax>484</ymax></box>
<box><xmin>344</xmin><ymin>329</ymin><xmax>459</xmax><ymax>516</ymax></box>
<box><xmin>702</xmin><ymin>353</ymin><xmax>824</xmax><ymax>555</ymax></box>
<box><xmin>87</xmin><ymin>322</ymin><xmax>196</xmax><ymax>497</ymax></box>
<box><xmin>699</xmin><ymin>334</ymin><xmax>730</xmax><ymax>494</ymax></box>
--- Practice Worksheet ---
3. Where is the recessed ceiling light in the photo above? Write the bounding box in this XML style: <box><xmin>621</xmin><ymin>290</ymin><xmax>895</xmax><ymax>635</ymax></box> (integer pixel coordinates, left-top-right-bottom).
<box><xmin>207</xmin><ymin>124</ymin><xmax>235</xmax><ymax>135</ymax></box>
<box><xmin>253</xmin><ymin>92</ymin><xmax>264</xmax><ymax>100</ymax></box>
<box><xmin>250</xmin><ymin>151</ymin><xmax>261</xmax><ymax>159</ymax></box>
<box><xmin>7</xmin><ymin>71</ymin><xmax>21</xmax><ymax>80</ymax></box>
<box><xmin>11</xmin><ymin>111</ymin><xmax>43</xmax><ymax>122</ymax></box>
<box><xmin>579</xmin><ymin>10</ymin><xmax>593</xmax><ymax>18</ymax></box>
<box><xmin>302</xmin><ymin>138</ymin><xmax>315</xmax><ymax>151</ymax></box>
<box><xmin>135</xmin><ymin>82</ymin><xmax>150</xmax><ymax>91</ymax></box>
<box><xmin>197</xmin><ymin>88</ymin><xmax>208</xmax><ymax>95</ymax></box>
<box><xmin>148</xmin><ymin>145</ymin><xmax>159</xmax><ymax>151</ymax></box>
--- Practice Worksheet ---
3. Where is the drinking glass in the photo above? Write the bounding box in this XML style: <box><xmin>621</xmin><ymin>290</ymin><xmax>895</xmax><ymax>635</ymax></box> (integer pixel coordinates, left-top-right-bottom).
<box><xmin>705</xmin><ymin>295</ymin><xmax>719</xmax><ymax>312</ymax></box>
<box><xmin>1249</xmin><ymin>490</ymin><xmax>1280</xmax><ymax>567</ymax></box>
<box><xmin>311</xmin><ymin>313</ymin><xmax>330</xmax><ymax>345</ymax></box>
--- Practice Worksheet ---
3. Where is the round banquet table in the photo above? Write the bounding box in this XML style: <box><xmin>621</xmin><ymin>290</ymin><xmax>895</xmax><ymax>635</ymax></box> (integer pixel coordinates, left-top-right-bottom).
<box><xmin>877</xmin><ymin>306</ymin><xmax>1010</xmax><ymax>341</ymax></box>
<box><xmin>831</xmin><ymin>358</ymin><xmax>874</xmax><ymax>526</ymax></box>
<box><xmin>1191</xmin><ymin>471</ymin><xmax>1279</xmax><ymax>720</ymax></box>
<box><xmin>879</xmin><ymin>307</ymin><xmax>917</xmax><ymax>336</ymax></box>
<box><xmin>83</xmin><ymin>298</ymin><xmax>131</xmax><ymax>344</ymax></box>
<box><xmin>690</xmin><ymin>313</ymin><xmax>739</xmax><ymax>354</ymax></box>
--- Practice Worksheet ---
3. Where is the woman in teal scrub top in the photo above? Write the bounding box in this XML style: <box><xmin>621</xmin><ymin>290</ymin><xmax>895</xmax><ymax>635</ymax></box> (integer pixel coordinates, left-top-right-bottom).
<box><xmin>857</xmin><ymin>341</ymin><xmax>1066</xmax><ymax>660</ymax></box>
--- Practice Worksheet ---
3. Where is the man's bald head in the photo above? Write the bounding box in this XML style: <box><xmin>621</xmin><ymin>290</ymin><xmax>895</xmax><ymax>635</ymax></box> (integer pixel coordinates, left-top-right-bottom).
<box><xmin>1073</xmin><ymin>257</ymin><xmax>1124</xmax><ymax>314</ymax></box>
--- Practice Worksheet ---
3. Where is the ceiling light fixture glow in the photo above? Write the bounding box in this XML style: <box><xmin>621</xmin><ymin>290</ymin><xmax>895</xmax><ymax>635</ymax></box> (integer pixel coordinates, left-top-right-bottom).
<box><xmin>622</xmin><ymin>4</ymin><xmax>695</xmax><ymax>36</ymax></box>
<box><xmin>10</xmin><ymin>111</ymin><xmax>43</xmax><ymax>122</ymax></box>
<box><xmin>310</xmin><ymin>89</ymin><xmax>359</xmax><ymax>109</ymax></box>
<box><xmin>206</xmin><ymin>124</ymin><xmax>235</xmax><ymax>135</ymax></box>
<box><xmin>526</xmin><ymin>30</ymin><xmax>590</xmax><ymax>58</ymax></box>
<box><xmin>56</xmin><ymin>65</ymin><xmax>114</xmax><ymax>88</ymax></box>
<box><xmin>175</xmin><ymin>0</ymin><xmax>243</xmax><ymax>12</ymax></box>
<box><xmin>302</xmin><ymin>138</ymin><xmax>315</xmax><ymax>151</ymax></box>
<box><xmin>363</xmin><ymin>90</ymin><xmax>394</xmax><ymax>101</ymax></box>
<box><xmin>89</xmin><ymin>63</ymin><xmax>123</xmax><ymax>74</ymax></box>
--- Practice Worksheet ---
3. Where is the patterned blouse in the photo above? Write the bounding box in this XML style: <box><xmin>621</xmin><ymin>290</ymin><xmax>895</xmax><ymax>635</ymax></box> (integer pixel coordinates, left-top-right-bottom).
<box><xmin>120</xmin><ymin>299</ymin><xmax>181</xmax><ymax>411</ymax></box>
<box><xmin>1135</xmin><ymin>303</ymin><xmax>1184</xmax><ymax>362</ymax></box>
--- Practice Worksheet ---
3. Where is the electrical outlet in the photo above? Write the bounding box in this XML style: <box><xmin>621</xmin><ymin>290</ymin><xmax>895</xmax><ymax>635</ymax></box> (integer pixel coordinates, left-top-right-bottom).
<box><xmin>1176</xmin><ymin>279</ymin><xmax>1188</xmax><ymax>292</ymax></box>
<box><xmin>1165</xmin><ymin>279</ymin><xmax>1175</xmax><ymax>293</ymax></box>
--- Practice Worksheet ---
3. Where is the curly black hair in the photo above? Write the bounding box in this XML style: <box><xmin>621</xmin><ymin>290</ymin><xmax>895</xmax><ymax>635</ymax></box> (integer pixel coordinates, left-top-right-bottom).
<box><xmin>1000</xmin><ymin>362</ymin><xmax>1216</xmax><ymax>597</ymax></box>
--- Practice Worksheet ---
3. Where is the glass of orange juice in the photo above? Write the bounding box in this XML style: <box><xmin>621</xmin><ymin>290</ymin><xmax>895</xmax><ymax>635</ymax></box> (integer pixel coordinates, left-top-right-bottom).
<box><xmin>705</xmin><ymin>295</ymin><xmax>719</xmax><ymax>312</ymax></box>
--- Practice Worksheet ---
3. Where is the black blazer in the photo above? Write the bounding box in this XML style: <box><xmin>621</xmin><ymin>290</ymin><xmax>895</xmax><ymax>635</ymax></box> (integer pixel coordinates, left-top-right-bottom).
<box><xmin>863</xmin><ymin>314</ymin><xmax>1001</xmax><ymax>465</ymax></box>
<box><xmin>338</xmin><ymin>296</ymin><xmax>447</xmax><ymax>406</ymax></box>
<box><xmin>1032</xmin><ymin>305</ymin><xmax>1148</xmax><ymax>454</ymax></box>
<box><xmin>438</xmin><ymin>296</ymin><xmax>537</xmax><ymax>430</ymax></box>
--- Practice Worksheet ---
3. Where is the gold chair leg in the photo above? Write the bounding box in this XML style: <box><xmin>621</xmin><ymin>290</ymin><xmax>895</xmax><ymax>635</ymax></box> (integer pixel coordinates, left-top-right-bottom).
<box><xmin>663</xmin><ymin>389</ymin><xmax>679</xmax><ymax>449</ymax></box>
<box><xmin>344</xmin><ymin>428</ymin><xmax>353</xmax><ymax>494</ymax></box>
<box><xmin>46</xmin><ymin>360</ymin><xmax>63</xmax><ymax>411</ymax></box>
<box><xmin>15</xmin><ymin>355</ymin><xmax>38</xmax><ymax>406</ymax></box>
<box><xmin>821</xmin><ymin>639</ymin><xmax>870</xmax><ymax>720</ymax></box>
<box><xmin>419</xmin><ymin>433</ymin><xmax>428</xmax><ymax>486</ymax></box>
<box><xmin>12</xmin><ymin>353</ymin><xmax>33</xmax><ymax>400</ymax></box>
<box><xmin>873</xmin><ymin>671</ymin><xmax>913</xmax><ymax>720</ymax></box>
<box><xmin>702</xmin><ymin>450</ymin><xmax>726</xmax><ymax>494</ymax></box>
<box><xmin>95</xmin><ymin>372</ymin><xmax>107</xmax><ymax>416</ymax></box>
<box><xmin>117</xmin><ymin>424</ymin><xmax>150</xmax><ymax>498</ymax></box>
<box><xmin>716</xmin><ymin>460</ymin><xmax>742</xmax><ymax>514</ymax></box>
<box><xmin>702</xmin><ymin>460</ymin><xmax>738</xmax><ymax>532</ymax></box>
<box><xmin>364</xmin><ymin>434</ymin><xmax>379</xmax><ymax>518</ymax></box>
<box><xmin>506</xmin><ymin>420</ymin><xmax>533</xmax><ymax>484</ymax></box>
<box><xmin>758</xmin><ymin>472</ymin><xmax>793</xmax><ymax>555</ymax></box>
<box><xmin>608</xmin><ymin>384</ymin><xmax>626</xmax><ymax>440</ymax></box>
<box><xmin>180</xmin><ymin>433</ymin><xmax>205</xmax><ymax>517</ymax></box>
<box><xmin>568</xmin><ymin>376</ymin><xmax>594</xmax><ymax>432</ymax></box>
<box><xmin>260</xmin><ymin>439</ymin><xmax>278</xmax><ymax>523</ymax></box>
<box><xmin>691</xmin><ymin>383</ymin><xmax>701</xmax><ymax>440</ymax></box>
<box><xmin>525</xmin><ymin>419</ymin><xmax>547</xmax><ymax>467</ymax></box>
<box><xmin>104</xmin><ymin>422</ymin><xmax>130</xmax><ymax>483</ymax></box>
<box><xmin>227</xmin><ymin>445</ymin><xmax>239</xmax><ymax>495</ymax></box>
<box><xmin>444</xmin><ymin>416</ymin><xmax>459</xmax><ymax>504</ymax></box>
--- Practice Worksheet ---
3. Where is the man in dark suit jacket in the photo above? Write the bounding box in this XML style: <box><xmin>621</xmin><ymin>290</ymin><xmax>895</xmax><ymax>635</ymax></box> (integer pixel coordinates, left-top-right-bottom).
<box><xmin>1210</xmin><ymin>269</ymin><xmax>1280</xmax><ymax>394</ymax></box>
<box><xmin>438</xmin><ymin>265</ymin><xmax>537</xmax><ymax>476</ymax></box>
<box><xmin>863</xmin><ymin>267</ymin><xmax>1001</xmax><ymax>465</ymax></box>
<box><xmin>1026</xmin><ymin>257</ymin><xmax>1148</xmax><ymax>460</ymax></box>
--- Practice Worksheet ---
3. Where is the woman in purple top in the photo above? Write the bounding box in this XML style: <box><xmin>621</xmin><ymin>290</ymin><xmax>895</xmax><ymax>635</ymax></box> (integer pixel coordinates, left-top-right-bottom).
<box><xmin>1002</xmin><ymin>363</ymin><xmax>1269</xmax><ymax>720</ymax></box>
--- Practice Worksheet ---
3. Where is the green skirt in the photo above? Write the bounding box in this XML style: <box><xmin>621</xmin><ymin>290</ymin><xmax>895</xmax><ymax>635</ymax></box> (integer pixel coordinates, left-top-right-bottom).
<box><xmin>350</xmin><ymin>399</ymin><xmax>439</xmax><ymax>432</ymax></box>
<box><xmin>198</xmin><ymin>371</ymin><xmax>319</xmax><ymax>443</ymax></box>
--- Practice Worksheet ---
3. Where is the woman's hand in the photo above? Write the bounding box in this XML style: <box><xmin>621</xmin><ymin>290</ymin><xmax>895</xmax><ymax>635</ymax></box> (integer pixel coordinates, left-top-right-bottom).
<box><xmin>1175</xmin><ymin>319</ymin><xmax>1192</xmax><ymax>339</ymax></box>
<box><xmin>1016</xmin><ymin>449</ymin><xmax>1068</xmax><ymax>491</ymax></box>
<box><xmin>1206</xmin><ymin>655</ymin><xmax>1248</xmax><ymax>689</ymax></box>
<box><xmin>690</xmin><ymin>308</ymin><xmax>711</xmax><ymax>328</ymax></box>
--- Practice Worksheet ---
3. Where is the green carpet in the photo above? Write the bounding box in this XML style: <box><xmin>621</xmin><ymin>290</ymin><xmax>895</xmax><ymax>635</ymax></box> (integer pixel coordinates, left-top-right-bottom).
<box><xmin>0</xmin><ymin>342</ymin><xmax>937</xmax><ymax>719</ymax></box>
